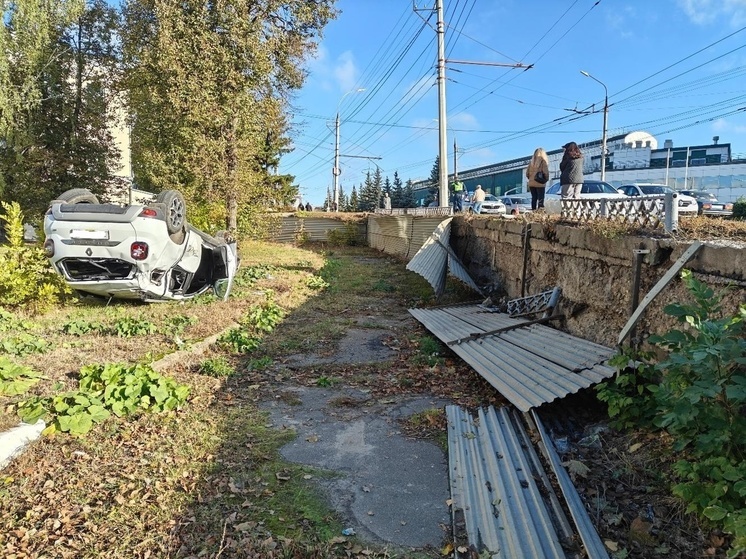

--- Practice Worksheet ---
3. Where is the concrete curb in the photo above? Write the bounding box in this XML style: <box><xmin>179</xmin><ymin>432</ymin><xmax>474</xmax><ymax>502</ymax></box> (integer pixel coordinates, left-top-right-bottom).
<box><xmin>0</xmin><ymin>420</ymin><xmax>45</xmax><ymax>470</ymax></box>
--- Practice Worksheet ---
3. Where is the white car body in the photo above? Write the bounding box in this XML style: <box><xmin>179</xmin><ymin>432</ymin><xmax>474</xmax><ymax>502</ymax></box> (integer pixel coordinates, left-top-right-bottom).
<box><xmin>544</xmin><ymin>181</ymin><xmax>626</xmax><ymax>215</ymax></box>
<box><xmin>464</xmin><ymin>193</ymin><xmax>507</xmax><ymax>215</ymax></box>
<box><xmin>500</xmin><ymin>195</ymin><xmax>533</xmax><ymax>215</ymax></box>
<box><xmin>43</xmin><ymin>192</ymin><xmax>238</xmax><ymax>302</ymax></box>
<box><xmin>617</xmin><ymin>183</ymin><xmax>698</xmax><ymax>216</ymax></box>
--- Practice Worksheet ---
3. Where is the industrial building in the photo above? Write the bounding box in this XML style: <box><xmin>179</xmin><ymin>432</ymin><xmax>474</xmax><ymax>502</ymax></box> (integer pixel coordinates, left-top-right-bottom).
<box><xmin>412</xmin><ymin>131</ymin><xmax>746</xmax><ymax>204</ymax></box>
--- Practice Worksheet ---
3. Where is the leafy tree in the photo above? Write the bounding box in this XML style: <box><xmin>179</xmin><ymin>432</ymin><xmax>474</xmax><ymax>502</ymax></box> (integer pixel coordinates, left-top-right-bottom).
<box><xmin>1</xmin><ymin>0</ymin><xmax>124</xmax><ymax>216</ymax></box>
<box><xmin>121</xmin><ymin>0</ymin><xmax>336</xmax><ymax>230</ymax></box>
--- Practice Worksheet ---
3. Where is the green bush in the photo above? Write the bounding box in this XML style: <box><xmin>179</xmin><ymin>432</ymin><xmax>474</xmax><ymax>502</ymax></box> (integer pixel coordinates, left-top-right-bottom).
<box><xmin>599</xmin><ymin>270</ymin><xmax>746</xmax><ymax>556</ymax></box>
<box><xmin>733</xmin><ymin>197</ymin><xmax>746</xmax><ymax>219</ymax></box>
<box><xmin>0</xmin><ymin>202</ymin><xmax>69</xmax><ymax>312</ymax></box>
<box><xmin>326</xmin><ymin>222</ymin><xmax>362</xmax><ymax>246</ymax></box>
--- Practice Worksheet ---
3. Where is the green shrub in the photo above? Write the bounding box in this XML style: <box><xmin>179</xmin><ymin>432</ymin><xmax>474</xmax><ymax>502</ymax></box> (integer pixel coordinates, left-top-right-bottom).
<box><xmin>199</xmin><ymin>356</ymin><xmax>235</xmax><ymax>377</ymax></box>
<box><xmin>0</xmin><ymin>332</ymin><xmax>49</xmax><ymax>356</ymax></box>
<box><xmin>18</xmin><ymin>362</ymin><xmax>190</xmax><ymax>436</ymax></box>
<box><xmin>732</xmin><ymin>197</ymin><xmax>746</xmax><ymax>219</ymax></box>
<box><xmin>326</xmin><ymin>222</ymin><xmax>361</xmax><ymax>246</ymax></box>
<box><xmin>218</xmin><ymin>328</ymin><xmax>261</xmax><ymax>354</ymax></box>
<box><xmin>595</xmin><ymin>348</ymin><xmax>660</xmax><ymax>430</ymax></box>
<box><xmin>0</xmin><ymin>202</ymin><xmax>69</xmax><ymax>312</ymax></box>
<box><xmin>0</xmin><ymin>357</ymin><xmax>42</xmax><ymax>396</ymax></box>
<box><xmin>599</xmin><ymin>270</ymin><xmax>746</xmax><ymax>556</ymax></box>
<box><xmin>244</xmin><ymin>297</ymin><xmax>284</xmax><ymax>333</ymax></box>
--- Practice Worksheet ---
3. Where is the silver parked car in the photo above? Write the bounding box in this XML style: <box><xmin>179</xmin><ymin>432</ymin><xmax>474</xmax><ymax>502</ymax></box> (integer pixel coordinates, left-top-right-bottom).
<box><xmin>500</xmin><ymin>195</ymin><xmax>533</xmax><ymax>215</ymax></box>
<box><xmin>544</xmin><ymin>181</ymin><xmax>626</xmax><ymax>215</ymax></box>
<box><xmin>617</xmin><ymin>183</ymin><xmax>698</xmax><ymax>216</ymax></box>
<box><xmin>464</xmin><ymin>193</ymin><xmax>507</xmax><ymax>215</ymax></box>
<box><xmin>43</xmin><ymin>188</ymin><xmax>238</xmax><ymax>302</ymax></box>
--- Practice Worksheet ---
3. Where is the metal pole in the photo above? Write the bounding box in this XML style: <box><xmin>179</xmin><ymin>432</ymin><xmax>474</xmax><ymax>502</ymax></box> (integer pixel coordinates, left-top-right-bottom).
<box><xmin>333</xmin><ymin>111</ymin><xmax>340</xmax><ymax>212</ymax></box>
<box><xmin>453</xmin><ymin>137</ymin><xmax>458</xmax><ymax>181</ymax></box>
<box><xmin>580</xmin><ymin>71</ymin><xmax>608</xmax><ymax>182</ymax></box>
<box><xmin>601</xmin><ymin>92</ymin><xmax>608</xmax><ymax>182</ymax></box>
<box><xmin>436</xmin><ymin>0</ymin><xmax>449</xmax><ymax>208</ymax></box>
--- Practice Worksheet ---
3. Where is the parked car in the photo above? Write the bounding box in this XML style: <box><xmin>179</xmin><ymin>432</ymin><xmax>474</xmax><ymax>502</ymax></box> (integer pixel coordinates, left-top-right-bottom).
<box><xmin>499</xmin><ymin>195</ymin><xmax>533</xmax><ymax>215</ymax></box>
<box><xmin>43</xmin><ymin>188</ymin><xmax>238</xmax><ymax>302</ymax></box>
<box><xmin>464</xmin><ymin>193</ymin><xmax>507</xmax><ymax>215</ymax></box>
<box><xmin>617</xmin><ymin>183</ymin><xmax>698</xmax><ymax>217</ymax></box>
<box><xmin>544</xmin><ymin>181</ymin><xmax>626</xmax><ymax>215</ymax></box>
<box><xmin>679</xmin><ymin>190</ymin><xmax>733</xmax><ymax>217</ymax></box>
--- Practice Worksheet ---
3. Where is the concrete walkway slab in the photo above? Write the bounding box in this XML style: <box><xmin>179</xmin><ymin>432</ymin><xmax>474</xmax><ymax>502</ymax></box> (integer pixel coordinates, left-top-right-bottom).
<box><xmin>262</xmin><ymin>386</ymin><xmax>451</xmax><ymax>549</ymax></box>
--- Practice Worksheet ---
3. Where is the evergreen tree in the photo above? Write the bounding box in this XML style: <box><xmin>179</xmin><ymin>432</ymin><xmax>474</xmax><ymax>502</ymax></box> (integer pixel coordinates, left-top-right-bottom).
<box><xmin>338</xmin><ymin>186</ymin><xmax>348</xmax><ymax>212</ymax></box>
<box><xmin>426</xmin><ymin>156</ymin><xmax>440</xmax><ymax>205</ymax></box>
<box><xmin>404</xmin><ymin>179</ymin><xmax>416</xmax><ymax>208</ymax></box>
<box><xmin>348</xmin><ymin>185</ymin><xmax>359</xmax><ymax>212</ymax></box>
<box><xmin>391</xmin><ymin>171</ymin><xmax>405</xmax><ymax>208</ymax></box>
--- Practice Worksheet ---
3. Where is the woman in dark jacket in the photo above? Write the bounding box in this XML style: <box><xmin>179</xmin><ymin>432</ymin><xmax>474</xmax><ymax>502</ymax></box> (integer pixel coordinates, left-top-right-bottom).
<box><xmin>559</xmin><ymin>142</ymin><xmax>583</xmax><ymax>198</ymax></box>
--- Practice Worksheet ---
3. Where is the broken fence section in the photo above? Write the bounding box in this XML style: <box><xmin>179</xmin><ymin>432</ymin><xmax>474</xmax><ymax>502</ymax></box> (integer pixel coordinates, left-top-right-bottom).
<box><xmin>410</xmin><ymin>304</ymin><xmax>616</xmax><ymax>412</ymax></box>
<box><xmin>447</xmin><ymin>405</ymin><xmax>609</xmax><ymax>559</ymax></box>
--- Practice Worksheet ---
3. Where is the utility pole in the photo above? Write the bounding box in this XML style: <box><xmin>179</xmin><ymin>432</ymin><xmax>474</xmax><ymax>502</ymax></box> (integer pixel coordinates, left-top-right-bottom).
<box><xmin>453</xmin><ymin>137</ymin><xmax>458</xmax><ymax>181</ymax></box>
<box><xmin>414</xmin><ymin>0</ymin><xmax>531</xmax><ymax>207</ymax></box>
<box><xmin>332</xmin><ymin>88</ymin><xmax>365</xmax><ymax>212</ymax></box>
<box><xmin>436</xmin><ymin>0</ymin><xmax>448</xmax><ymax>208</ymax></box>
<box><xmin>580</xmin><ymin>71</ymin><xmax>609</xmax><ymax>181</ymax></box>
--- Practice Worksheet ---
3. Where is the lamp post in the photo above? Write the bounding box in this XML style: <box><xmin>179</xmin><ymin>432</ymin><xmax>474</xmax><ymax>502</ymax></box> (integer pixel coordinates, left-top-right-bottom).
<box><xmin>333</xmin><ymin>88</ymin><xmax>365</xmax><ymax>212</ymax></box>
<box><xmin>580</xmin><ymin>70</ymin><xmax>608</xmax><ymax>182</ymax></box>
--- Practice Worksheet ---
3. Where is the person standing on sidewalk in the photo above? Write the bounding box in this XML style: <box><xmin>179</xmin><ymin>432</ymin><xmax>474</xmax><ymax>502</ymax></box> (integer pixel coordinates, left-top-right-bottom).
<box><xmin>472</xmin><ymin>184</ymin><xmax>486</xmax><ymax>214</ymax></box>
<box><xmin>559</xmin><ymin>142</ymin><xmax>583</xmax><ymax>198</ymax></box>
<box><xmin>452</xmin><ymin>180</ymin><xmax>464</xmax><ymax>212</ymax></box>
<box><xmin>525</xmin><ymin>147</ymin><xmax>550</xmax><ymax>210</ymax></box>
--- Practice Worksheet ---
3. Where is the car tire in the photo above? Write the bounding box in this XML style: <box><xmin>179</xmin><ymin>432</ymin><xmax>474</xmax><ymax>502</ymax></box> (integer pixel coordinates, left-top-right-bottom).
<box><xmin>57</xmin><ymin>188</ymin><xmax>99</xmax><ymax>205</ymax></box>
<box><xmin>156</xmin><ymin>190</ymin><xmax>187</xmax><ymax>234</ymax></box>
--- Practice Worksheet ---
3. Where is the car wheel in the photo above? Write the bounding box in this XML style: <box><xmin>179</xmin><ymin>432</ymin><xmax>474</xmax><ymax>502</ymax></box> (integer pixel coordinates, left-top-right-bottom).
<box><xmin>156</xmin><ymin>190</ymin><xmax>187</xmax><ymax>234</ymax></box>
<box><xmin>57</xmin><ymin>188</ymin><xmax>99</xmax><ymax>204</ymax></box>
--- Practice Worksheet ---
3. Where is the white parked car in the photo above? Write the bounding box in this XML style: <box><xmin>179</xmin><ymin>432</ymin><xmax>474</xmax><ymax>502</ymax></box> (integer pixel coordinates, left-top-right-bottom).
<box><xmin>43</xmin><ymin>188</ymin><xmax>238</xmax><ymax>302</ymax></box>
<box><xmin>617</xmin><ymin>183</ymin><xmax>698</xmax><ymax>217</ymax></box>
<box><xmin>464</xmin><ymin>193</ymin><xmax>507</xmax><ymax>215</ymax></box>
<box><xmin>544</xmin><ymin>181</ymin><xmax>626</xmax><ymax>215</ymax></box>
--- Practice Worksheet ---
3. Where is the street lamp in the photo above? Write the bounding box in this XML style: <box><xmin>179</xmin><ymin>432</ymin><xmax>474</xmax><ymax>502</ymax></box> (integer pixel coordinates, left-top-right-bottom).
<box><xmin>580</xmin><ymin>70</ymin><xmax>608</xmax><ymax>182</ymax></box>
<box><xmin>333</xmin><ymin>88</ymin><xmax>365</xmax><ymax>212</ymax></box>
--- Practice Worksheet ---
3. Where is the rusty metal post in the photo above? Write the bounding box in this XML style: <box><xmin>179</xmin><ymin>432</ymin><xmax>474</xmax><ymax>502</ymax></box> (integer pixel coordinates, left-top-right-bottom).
<box><xmin>521</xmin><ymin>223</ymin><xmax>532</xmax><ymax>297</ymax></box>
<box><xmin>629</xmin><ymin>249</ymin><xmax>650</xmax><ymax>346</ymax></box>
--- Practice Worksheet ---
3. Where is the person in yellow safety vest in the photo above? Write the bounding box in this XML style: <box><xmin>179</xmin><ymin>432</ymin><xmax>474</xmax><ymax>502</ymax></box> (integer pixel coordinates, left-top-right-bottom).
<box><xmin>452</xmin><ymin>180</ymin><xmax>464</xmax><ymax>212</ymax></box>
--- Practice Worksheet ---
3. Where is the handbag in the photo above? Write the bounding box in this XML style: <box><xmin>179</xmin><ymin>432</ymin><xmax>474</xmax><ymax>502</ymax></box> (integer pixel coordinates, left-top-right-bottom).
<box><xmin>534</xmin><ymin>170</ymin><xmax>548</xmax><ymax>184</ymax></box>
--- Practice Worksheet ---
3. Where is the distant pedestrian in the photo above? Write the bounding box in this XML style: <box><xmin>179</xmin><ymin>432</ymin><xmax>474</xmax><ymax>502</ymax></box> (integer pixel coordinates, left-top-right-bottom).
<box><xmin>472</xmin><ymin>184</ymin><xmax>486</xmax><ymax>214</ymax></box>
<box><xmin>560</xmin><ymin>142</ymin><xmax>583</xmax><ymax>198</ymax></box>
<box><xmin>526</xmin><ymin>147</ymin><xmax>550</xmax><ymax>210</ymax></box>
<box><xmin>452</xmin><ymin>180</ymin><xmax>464</xmax><ymax>212</ymax></box>
<box><xmin>383</xmin><ymin>192</ymin><xmax>391</xmax><ymax>210</ymax></box>
<box><xmin>305</xmin><ymin>202</ymin><xmax>312</xmax><ymax>212</ymax></box>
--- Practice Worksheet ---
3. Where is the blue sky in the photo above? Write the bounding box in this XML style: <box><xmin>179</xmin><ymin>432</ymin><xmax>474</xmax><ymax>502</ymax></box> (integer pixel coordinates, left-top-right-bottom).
<box><xmin>279</xmin><ymin>0</ymin><xmax>746</xmax><ymax>206</ymax></box>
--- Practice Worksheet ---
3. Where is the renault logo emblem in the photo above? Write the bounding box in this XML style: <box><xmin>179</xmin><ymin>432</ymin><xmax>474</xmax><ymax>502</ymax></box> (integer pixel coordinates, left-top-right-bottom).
<box><xmin>85</xmin><ymin>248</ymin><xmax>93</xmax><ymax>256</ymax></box>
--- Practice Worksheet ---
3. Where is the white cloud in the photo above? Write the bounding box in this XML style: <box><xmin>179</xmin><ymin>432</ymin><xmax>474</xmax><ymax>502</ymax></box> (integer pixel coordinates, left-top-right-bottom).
<box><xmin>713</xmin><ymin>117</ymin><xmax>746</xmax><ymax>134</ymax></box>
<box><xmin>605</xmin><ymin>5</ymin><xmax>640</xmax><ymax>38</ymax></box>
<box><xmin>333</xmin><ymin>51</ymin><xmax>360</xmax><ymax>93</ymax></box>
<box><xmin>677</xmin><ymin>0</ymin><xmax>746</xmax><ymax>26</ymax></box>
<box><xmin>450</xmin><ymin>112</ymin><xmax>479</xmax><ymax>130</ymax></box>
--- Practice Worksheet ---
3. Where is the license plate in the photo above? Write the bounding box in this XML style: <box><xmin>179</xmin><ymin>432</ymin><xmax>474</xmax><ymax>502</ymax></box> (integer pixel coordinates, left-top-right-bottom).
<box><xmin>70</xmin><ymin>229</ymin><xmax>109</xmax><ymax>240</ymax></box>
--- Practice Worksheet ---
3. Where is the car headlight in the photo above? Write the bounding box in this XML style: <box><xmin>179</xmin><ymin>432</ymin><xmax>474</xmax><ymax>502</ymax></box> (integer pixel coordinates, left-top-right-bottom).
<box><xmin>725</xmin><ymin>203</ymin><xmax>733</xmax><ymax>211</ymax></box>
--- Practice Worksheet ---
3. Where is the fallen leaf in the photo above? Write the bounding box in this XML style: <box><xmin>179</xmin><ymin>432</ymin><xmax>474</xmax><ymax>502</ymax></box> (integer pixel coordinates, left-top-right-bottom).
<box><xmin>275</xmin><ymin>472</ymin><xmax>291</xmax><ymax>482</ymax></box>
<box><xmin>628</xmin><ymin>442</ymin><xmax>643</xmax><ymax>453</ymax></box>
<box><xmin>604</xmin><ymin>540</ymin><xmax>619</xmax><ymax>551</ymax></box>
<box><xmin>441</xmin><ymin>543</ymin><xmax>454</xmax><ymax>555</ymax></box>
<box><xmin>563</xmin><ymin>459</ymin><xmax>590</xmax><ymax>478</ymax></box>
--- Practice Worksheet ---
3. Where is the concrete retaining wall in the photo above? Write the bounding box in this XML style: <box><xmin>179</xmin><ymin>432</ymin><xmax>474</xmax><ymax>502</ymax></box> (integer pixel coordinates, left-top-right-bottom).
<box><xmin>450</xmin><ymin>217</ymin><xmax>745</xmax><ymax>347</ymax></box>
<box><xmin>367</xmin><ymin>214</ymin><xmax>745</xmax><ymax>348</ymax></box>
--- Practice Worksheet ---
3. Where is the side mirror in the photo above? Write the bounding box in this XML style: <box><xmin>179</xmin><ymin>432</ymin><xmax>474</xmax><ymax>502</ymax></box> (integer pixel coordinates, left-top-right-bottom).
<box><xmin>214</xmin><ymin>278</ymin><xmax>232</xmax><ymax>300</ymax></box>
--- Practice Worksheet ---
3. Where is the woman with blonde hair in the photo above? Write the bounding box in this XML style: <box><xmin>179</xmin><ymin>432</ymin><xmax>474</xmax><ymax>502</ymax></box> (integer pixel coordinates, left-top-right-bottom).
<box><xmin>525</xmin><ymin>147</ymin><xmax>550</xmax><ymax>210</ymax></box>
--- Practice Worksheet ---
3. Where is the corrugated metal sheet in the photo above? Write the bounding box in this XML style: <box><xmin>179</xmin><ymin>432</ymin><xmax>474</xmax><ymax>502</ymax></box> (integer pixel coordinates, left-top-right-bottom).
<box><xmin>410</xmin><ymin>305</ymin><xmax>615</xmax><ymax>411</ymax></box>
<box><xmin>530</xmin><ymin>410</ymin><xmax>610</xmax><ymax>559</ymax></box>
<box><xmin>404</xmin><ymin>218</ymin><xmax>483</xmax><ymax>296</ymax></box>
<box><xmin>368</xmin><ymin>215</ymin><xmax>412</xmax><ymax>257</ymax></box>
<box><xmin>271</xmin><ymin>216</ymin><xmax>366</xmax><ymax>244</ymax></box>
<box><xmin>447</xmin><ymin>405</ymin><xmax>570</xmax><ymax>558</ymax></box>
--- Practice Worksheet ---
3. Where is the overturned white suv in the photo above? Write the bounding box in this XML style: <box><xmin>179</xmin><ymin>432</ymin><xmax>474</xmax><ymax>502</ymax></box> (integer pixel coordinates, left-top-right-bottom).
<box><xmin>43</xmin><ymin>188</ymin><xmax>238</xmax><ymax>302</ymax></box>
